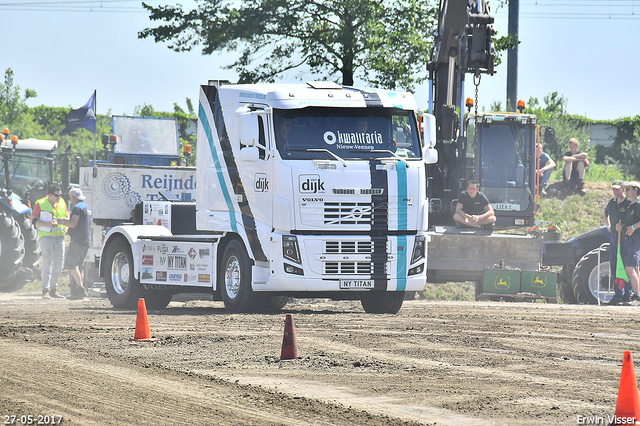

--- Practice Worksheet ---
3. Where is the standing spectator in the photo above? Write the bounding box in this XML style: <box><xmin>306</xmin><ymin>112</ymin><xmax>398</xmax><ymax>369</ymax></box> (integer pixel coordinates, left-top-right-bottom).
<box><xmin>32</xmin><ymin>184</ymin><xmax>68</xmax><ymax>299</ymax></box>
<box><xmin>453</xmin><ymin>180</ymin><xmax>497</xmax><ymax>231</ymax></box>
<box><xmin>536</xmin><ymin>144</ymin><xmax>556</xmax><ymax>196</ymax></box>
<box><xmin>61</xmin><ymin>188</ymin><xmax>92</xmax><ymax>300</ymax></box>
<box><xmin>617</xmin><ymin>182</ymin><xmax>640</xmax><ymax>301</ymax></box>
<box><xmin>605</xmin><ymin>180</ymin><xmax>631</xmax><ymax>304</ymax></box>
<box><xmin>562</xmin><ymin>138</ymin><xmax>588</xmax><ymax>195</ymax></box>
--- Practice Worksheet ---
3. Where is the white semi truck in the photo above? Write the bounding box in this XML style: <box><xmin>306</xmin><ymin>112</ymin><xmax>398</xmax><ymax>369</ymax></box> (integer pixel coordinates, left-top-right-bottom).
<box><xmin>98</xmin><ymin>81</ymin><xmax>438</xmax><ymax>313</ymax></box>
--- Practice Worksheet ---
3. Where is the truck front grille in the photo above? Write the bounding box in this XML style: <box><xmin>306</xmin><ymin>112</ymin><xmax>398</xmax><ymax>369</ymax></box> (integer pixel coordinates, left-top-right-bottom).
<box><xmin>324</xmin><ymin>202</ymin><xmax>372</xmax><ymax>225</ymax></box>
<box><xmin>321</xmin><ymin>240</ymin><xmax>389</xmax><ymax>275</ymax></box>
<box><xmin>325</xmin><ymin>262</ymin><xmax>374</xmax><ymax>274</ymax></box>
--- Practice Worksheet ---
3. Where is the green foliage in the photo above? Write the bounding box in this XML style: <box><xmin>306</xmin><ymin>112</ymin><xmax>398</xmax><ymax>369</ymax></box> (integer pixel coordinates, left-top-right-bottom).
<box><xmin>423</xmin><ymin>282</ymin><xmax>475</xmax><ymax>301</ymax></box>
<box><xmin>0</xmin><ymin>68</ymin><xmax>38</xmax><ymax>137</ymax></box>
<box><xmin>140</xmin><ymin>0</ymin><xmax>437</xmax><ymax>90</ymax></box>
<box><xmin>492</xmin><ymin>32</ymin><xmax>518</xmax><ymax>67</ymax></box>
<box><xmin>132</xmin><ymin>99</ymin><xmax>198</xmax><ymax>161</ymax></box>
<box><xmin>524</xmin><ymin>92</ymin><xmax>591</xmax><ymax>162</ymax></box>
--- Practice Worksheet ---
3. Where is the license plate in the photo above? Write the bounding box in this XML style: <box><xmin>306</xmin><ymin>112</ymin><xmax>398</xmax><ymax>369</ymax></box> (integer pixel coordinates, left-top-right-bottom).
<box><xmin>494</xmin><ymin>203</ymin><xmax>520</xmax><ymax>211</ymax></box>
<box><xmin>340</xmin><ymin>279</ymin><xmax>374</xmax><ymax>289</ymax></box>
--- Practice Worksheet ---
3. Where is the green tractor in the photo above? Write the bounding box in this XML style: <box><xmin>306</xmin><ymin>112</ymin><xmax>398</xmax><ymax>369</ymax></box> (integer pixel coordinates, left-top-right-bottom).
<box><xmin>0</xmin><ymin>128</ymin><xmax>59</xmax><ymax>292</ymax></box>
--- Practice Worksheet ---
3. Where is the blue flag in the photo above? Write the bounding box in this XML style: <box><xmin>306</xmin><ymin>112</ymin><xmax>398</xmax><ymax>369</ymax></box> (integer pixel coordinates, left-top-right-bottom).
<box><xmin>60</xmin><ymin>92</ymin><xmax>96</xmax><ymax>135</ymax></box>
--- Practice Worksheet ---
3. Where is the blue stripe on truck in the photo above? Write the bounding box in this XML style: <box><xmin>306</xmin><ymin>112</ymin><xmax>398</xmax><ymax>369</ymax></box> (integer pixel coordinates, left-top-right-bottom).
<box><xmin>198</xmin><ymin>102</ymin><xmax>239</xmax><ymax>233</ymax></box>
<box><xmin>396</xmin><ymin>164</ymin><xmax>408</xmax><ymax>291</ymax></box>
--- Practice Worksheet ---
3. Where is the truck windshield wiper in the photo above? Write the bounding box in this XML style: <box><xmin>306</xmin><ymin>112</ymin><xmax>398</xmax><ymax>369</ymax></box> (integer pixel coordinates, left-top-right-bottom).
<box><xmin>369</xmin><ymin>150</ymin><xmax>409</xmax><ymax>168</ymax></box>
<box><xmin>306</xmin><ymin>149</ymin><xmax>348</xmax><ymax>167</ymax></box>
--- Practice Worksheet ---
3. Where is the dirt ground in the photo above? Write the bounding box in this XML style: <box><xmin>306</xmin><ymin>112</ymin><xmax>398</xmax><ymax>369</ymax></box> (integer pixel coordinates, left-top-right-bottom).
<box><xmin>1</xmin><ymin>292</ymin><xmax>639</xmax><ymax>426</ymax></box>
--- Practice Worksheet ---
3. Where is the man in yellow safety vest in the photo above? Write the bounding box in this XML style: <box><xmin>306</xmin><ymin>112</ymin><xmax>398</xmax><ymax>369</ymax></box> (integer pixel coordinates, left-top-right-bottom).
<box><xmin>32</xmin><ymin>184</ymin><xmax>68</xmax><ymax>299</ymax></box>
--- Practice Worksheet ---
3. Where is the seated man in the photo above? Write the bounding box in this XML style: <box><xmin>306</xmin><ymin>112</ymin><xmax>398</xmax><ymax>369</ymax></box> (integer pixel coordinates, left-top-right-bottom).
<box><xmin>537</xmin><ymin>143</ymin><xmax>556</xmax><ymax>195</ymax></box>
<box><xmin>453</xmin><ymin>180</ymin><xmax>497</xmax><ymax>230</ymax></box>
<box><xmin>563</xmin><ymin>138</ymin><xmax>588</xmax><ymax>195</ymax></box>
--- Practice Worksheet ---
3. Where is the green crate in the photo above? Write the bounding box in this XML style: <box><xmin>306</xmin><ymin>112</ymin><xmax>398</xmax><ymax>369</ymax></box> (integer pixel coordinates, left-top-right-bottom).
<box><xmin>483</xmin><ymin>269</ymin><xmax>521</xmax><ymax>295</ymax></box>
<box><xmin>521</xmin><ymin>271</ymin><xmax>557</xmax><ymax>298</ymax></box>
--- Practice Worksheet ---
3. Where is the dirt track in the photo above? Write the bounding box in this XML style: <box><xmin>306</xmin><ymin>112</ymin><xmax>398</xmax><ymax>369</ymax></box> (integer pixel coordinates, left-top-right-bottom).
<box><xmin>1</xmin><ymin>292</ymin><xmax>639</xmax><ymax>426</ymax></box>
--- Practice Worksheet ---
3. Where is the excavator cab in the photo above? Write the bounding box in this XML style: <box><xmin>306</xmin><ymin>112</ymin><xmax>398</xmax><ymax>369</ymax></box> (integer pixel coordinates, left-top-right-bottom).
<box><xmin>473</xmin><ymin>112</ymin><xmax>538</xmax><ymax>227</ymax></box>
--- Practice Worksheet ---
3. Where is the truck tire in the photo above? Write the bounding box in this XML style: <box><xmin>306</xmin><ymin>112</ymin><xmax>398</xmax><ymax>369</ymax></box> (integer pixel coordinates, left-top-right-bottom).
<box><xmin>144</xmin><ymin>291</ymin><xmax>173</xmax><ymax>310</ymax></box>
<box><xmin>104</xmin><ymin>236</ymin><xmax>144</xmax><ymax>309</ymax></box>
<box><xmin>260</xmin><ymin>295</ymin><xmax>289</xmax><ymax>312</ymax></box>
<box><xmin>220</xmin><ymin>239</ymin><xmax>264</xmax><ymax>313</ymax></box>
<box><xmin>0</xmin><ymin>212</ymin><xmax>25</xmax><ymax>289</ymax></box>
<box><xmin>360</xmin><ymin>291</ymin><xmax>404</xmax><ymax>314</ymax></box>
<box><xmin>572</xmin><ymin>245</ymin><xmax>611</xmax><ymax>305</ymax></box>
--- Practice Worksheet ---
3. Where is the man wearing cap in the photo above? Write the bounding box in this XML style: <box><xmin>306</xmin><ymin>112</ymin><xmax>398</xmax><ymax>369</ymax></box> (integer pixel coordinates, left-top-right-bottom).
<box><xmin>616</xmin><ymin>181</ymin><xmax>640</xmax><ymax>301</ymax></box>
<box><xmin>605</xmin><ymin>180</ymin><xmax>631</xmax><ymax>304</ymax></box>
<box><xmin>61</xmin><ymin>188</ymin><xmax>92</xmax><ymax>300</ymax></box>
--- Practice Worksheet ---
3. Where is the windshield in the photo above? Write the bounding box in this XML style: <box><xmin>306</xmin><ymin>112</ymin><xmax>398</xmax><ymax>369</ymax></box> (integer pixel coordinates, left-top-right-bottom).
<box><xmin>0</xmin><ymin>151</ymin><xmax>53</xmax><ymax>199</ymax></box>
<box><xmin>112</xmin><ymin>116</ymin><xmax>179</xmax><ymax>156</ymax></box>
<box><xmin>274</xmin><ymin>107</ymin><xmax>421</xmax><ymax>160</ymax></box>
<box><xmin>477</xmin><ymin>120</ymin><xmax>533</xmax><ymax>212</ymax></box>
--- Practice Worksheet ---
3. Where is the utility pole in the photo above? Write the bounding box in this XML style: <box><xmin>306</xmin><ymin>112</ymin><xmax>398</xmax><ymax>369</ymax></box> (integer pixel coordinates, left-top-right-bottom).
<box><xmin>507</xmin><ymin>0</ymin><xmax>519</xmax><ymax>111</ymax></box>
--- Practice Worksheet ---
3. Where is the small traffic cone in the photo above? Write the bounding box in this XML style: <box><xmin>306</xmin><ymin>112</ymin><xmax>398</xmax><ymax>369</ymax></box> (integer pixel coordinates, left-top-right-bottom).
<box><xmin>130</xmin><ymin>298</ymin><xmax>157</xmax><ymax>342</ymax></box>
<box><xmin>610</xmin><ymin>351</ymin><xmax>640</xmax><ymax>425</ymax></box>
<box><xmin>278</xmin><ymin>314</ymin><xmax>298</xmax><ymax>361</ymax></box>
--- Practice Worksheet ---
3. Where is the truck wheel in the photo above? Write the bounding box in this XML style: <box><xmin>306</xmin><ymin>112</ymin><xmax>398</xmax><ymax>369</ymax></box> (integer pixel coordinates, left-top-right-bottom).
<box><xmin>572</xmin><ymin>245</ymin><xmax>611</xmax><ymax>305</ymax></box>
<box><xmin>104</xmin><ymin>237</ymin><xmax>143</xmax><ymax>309</ymax></box>
<box><xmin>260</xmin><ymin>295</ymin><xmax>289</xmax><ymax>312</ymax></box>
<box><xmin>220</xmin><ymin>239</ymin><xmax>263</xmax><ymax>313</ymax></box>
<box><xmin>144</xmin><ymin>291</ymin><xmax>173</xmax><ymax>310</ymax></box>
<box><xmin>0</xmin><ymin>212</ymin><xmax>25</xmax><ymax>289</ymax></box>
<box><xmin>360</xmin><ymin>291</ymin><xmax>404</xmax><ymax>314</ymax></box>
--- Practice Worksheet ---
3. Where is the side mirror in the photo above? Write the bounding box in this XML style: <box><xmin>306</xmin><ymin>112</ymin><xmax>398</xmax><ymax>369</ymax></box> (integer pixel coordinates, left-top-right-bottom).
<box><xmin>422</xmin><ymin>115</ymin><xmax>437</xmax><ymax>148</ymax></box>
<box><xmin>424</xmin><ymin>147</ymin><xmax>438</xmax><ymax>165</ymax></box>
<box><xmin>239</xmin><ymin>112</ymin><xmax>256</xmax><ymax>147</ymax></box>
<box><xmin>240</xmin><ymin>146</ymin><xmax>259</xmax><ymax>162</ymax></box>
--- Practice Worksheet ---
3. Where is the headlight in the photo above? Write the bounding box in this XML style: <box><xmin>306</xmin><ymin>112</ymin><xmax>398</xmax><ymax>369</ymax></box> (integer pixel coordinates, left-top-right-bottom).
<box><xmin>411</xmin><ymin>235</ymin><xmax>425</xmax><ymax>264</ymax></box>
<box><xmin>282</xmin><ymin>235</ymin><xmax>301</xmax><ymax>264</ymax></box>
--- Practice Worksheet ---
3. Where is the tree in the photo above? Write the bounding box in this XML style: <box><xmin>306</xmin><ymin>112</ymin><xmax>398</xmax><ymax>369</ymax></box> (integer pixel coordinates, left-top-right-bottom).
<box><xmin>0</xmin><ymin>68</ymin><xmax>37</xmax><ymax>136</ymax></box>
<box><xmin>140</xmin><ymin>0</ymin><xmax>437</xmax><ymax>91</ymax></box>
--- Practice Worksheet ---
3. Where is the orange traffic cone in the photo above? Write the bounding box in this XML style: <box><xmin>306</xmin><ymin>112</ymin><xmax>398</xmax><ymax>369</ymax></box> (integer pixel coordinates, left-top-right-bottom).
<box><xmin>610</xmin><ymin>351</ymin><xmax>640</xmax><ymax>425</ymax></box>
<box><xmin>278</xmin><ymin>314</ymin><xmax>298</xmax><ymax>361</ymax></box>
<box><xmin>130</xmin><ymin>298</ymin><xmax>157</xmax><ymax>342</ymax></box>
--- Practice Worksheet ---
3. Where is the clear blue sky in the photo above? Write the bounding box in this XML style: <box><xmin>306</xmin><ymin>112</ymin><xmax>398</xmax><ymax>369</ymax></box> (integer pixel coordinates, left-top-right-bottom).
<box><xmin>1</xmin><ymin>0</ymin><xmax>638</xmax><ymax>121</ymax></box>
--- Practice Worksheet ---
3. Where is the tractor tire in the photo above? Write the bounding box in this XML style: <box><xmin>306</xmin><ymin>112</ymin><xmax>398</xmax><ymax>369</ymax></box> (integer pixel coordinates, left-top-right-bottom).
<box><xmin>219</xmin><ymin>239</ymin><xmax>265</xmax><ymax>313</ymax></box>
<box><xmin>0</xmin><ymin>216</ymin><xmax>41</xmax><ymax>294</ymax></box>
<box><xmin>572</xmin><ymin>245</ymin><xmax>611</xmax><ymax>305</ymax></box>
<box><xmin>360</xmin><ymin>291</ymin><xmax>404</xmax><ymax>314</ymax></box>
<box><xmin>16</xmin><ymin>215</ymin><xmax>41</xmax><ymax>271</ymax></box>
<box><xmin>0</xmin><ymin>212</ymin><xmax>25</xmax><ymax>289</ymax></box>
<box><xmin>104</xmin><ymin>236</ymin><xmax>144</xmax><ymax>309</ymax></box>
<box><xmin>557</xmin><ymin>278</ymin><xmax>578</xmax><ymax>305</ymax></box>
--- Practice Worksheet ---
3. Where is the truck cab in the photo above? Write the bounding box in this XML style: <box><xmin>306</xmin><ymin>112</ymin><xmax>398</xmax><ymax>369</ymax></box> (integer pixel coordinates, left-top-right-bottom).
<box><xmin>99</xmin><ymin>81</ymin><xmax>438</xmax><ymax>313</ymax></box>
